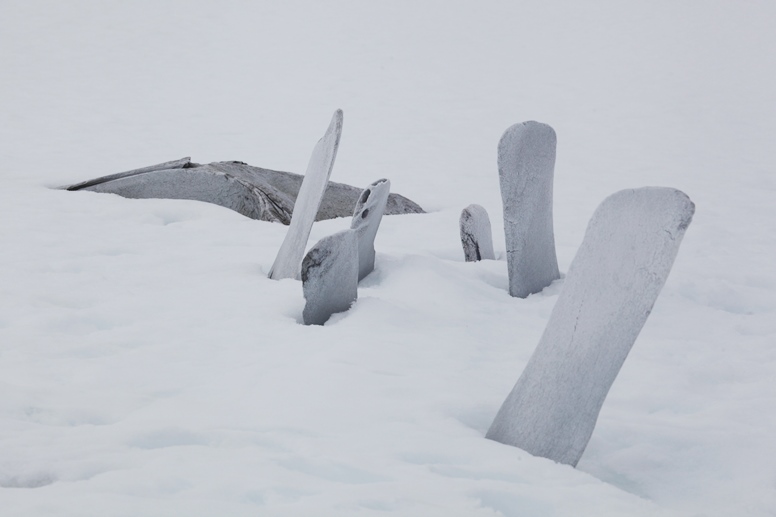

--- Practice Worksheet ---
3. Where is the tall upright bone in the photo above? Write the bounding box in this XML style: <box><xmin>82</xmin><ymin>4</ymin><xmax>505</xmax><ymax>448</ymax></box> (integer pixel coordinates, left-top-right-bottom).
<box><xmin>269</xmin><ymin>109</ymin><xmax>343</xmax><ymax>280</ymax></box>
<box><xmin>498</xmin><ymin>121</ymin><xmax>560</xmax><ymax>297</ymax></box>
<box><xmin>351</xmin><ymin>179</ymin><xmax>390</xmax><ymax>281</ymax></box>
<box><xmin>302</xmin><ymin>229</ymin><xmax>359</xmax><ymax>325</ymax></box>
<box><xmin>460</xmin><ymin>204</ymin><xmax>495</xmax><ymax>262</ymax></box>
<box><xmin>486</xmin><ymin>187</ymin><xmax>695</xmax><ymax>467</ymax></box>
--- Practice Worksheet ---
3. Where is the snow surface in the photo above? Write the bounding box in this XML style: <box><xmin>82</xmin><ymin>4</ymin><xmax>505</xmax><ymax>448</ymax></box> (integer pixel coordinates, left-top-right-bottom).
<box><xmin>1</xmin><ymin>1</ymin><xmax>775</xmax><ymax>516</ymax></box>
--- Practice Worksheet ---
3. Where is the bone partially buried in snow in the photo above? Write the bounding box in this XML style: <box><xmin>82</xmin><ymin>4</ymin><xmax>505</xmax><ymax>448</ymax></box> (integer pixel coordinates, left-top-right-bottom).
<box><xmin>64</xmin><ymin>158</ymin><xmax>425</xmax><ymax>224</ymax></box>
<box><xmin>302</xmin><ymin>229</ymin><xmax>359</xmax><ymax>326</ymax></box>
<box><xmin>460</xmin><ymin>204</ymin><xmax>495</xmax><ymax>262</ymax></box>
<box><xmin>269</xmin><ymin>109</ymin><xmax>344</xmax><ymax>281</ymax></box>
<box><xmin>351</xmin><ymin>179</ymin><xmax>390</xmax><ymax>281</ymax></box>
<box><xmin>498</xmin><ymin>121</ymin><xmax>560</xmax><ymax>297</ymax></box>
<box><xmin>486</xmin><ymin>187</ymin><xmax>695</xmax><ymax>467</ymax></box>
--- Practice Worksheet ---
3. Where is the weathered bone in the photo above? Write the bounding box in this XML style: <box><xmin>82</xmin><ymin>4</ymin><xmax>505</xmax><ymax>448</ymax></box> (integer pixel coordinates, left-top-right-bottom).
<box><xmin>269</xmin><ymin>110</ymin><xmax>344</xmax><ymax>280</ymax></box>
<box><xmin>487</xmin><ymin>187</ymin><xmax>695</xmax><ymax>467</ymax></box>
<box><xmin>302</xmin><ymin>229</ymin><xmax>359</xmax><ymax>325</ymax></box>
<box><xmin>65</xmin><ymin>161</ymin><xmax>423</xmax><ymax>225</ymax></box>
<box><xmin>351</xmin><ymin>179</ymin><xmax>390</xmax><ymax>281</ymax></box>
<box><xmin>460</xmin><ymin>204</ymin><xmax>495</xmax><ymax>262</ymax></box>
<box><xmin>498</xmin><ymin>121</ymin><xmax>560</xmax><ymax>297</ymax></box>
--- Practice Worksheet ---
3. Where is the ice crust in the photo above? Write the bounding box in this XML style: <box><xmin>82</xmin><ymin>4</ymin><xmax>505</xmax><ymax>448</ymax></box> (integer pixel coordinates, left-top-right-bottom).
<box><xmin>498</xmin><ymin>121</ymin><xmax>560</xmax><ymax>297</ymax></box>
<box><xmin>460</xmin><ymin>204</ymin><xmax>495</xmax><ymax>261</ymax></box>
<box><xmin>301</xmin><ymin>229</ymin><xmax>359</xmax><ymax>325</ymax></box>
<box><xmin>351</xmin><ymin>179</ymin><xmax>390</xmax><ymax>281</ymax></box>
<box><xmin>487</xmin><ymin>187</ymin><xmax>695</xmax><ymax>467</ymax></box>
<box><xmin>269</xmin><ymin>110</ymin><xmax>343</xmax><ymax>280</ymax></box>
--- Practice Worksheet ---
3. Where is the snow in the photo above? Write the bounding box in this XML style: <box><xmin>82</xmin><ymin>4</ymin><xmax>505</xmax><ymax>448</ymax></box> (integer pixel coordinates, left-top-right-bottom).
<box><xmin>1</xmin><ymin>1</ymin><xmax>775</xmax><ymax>516</ymax></box>
<box><xmin>487</xmin><ymin>187</ymin><xmax>695</xmax><ymax>467</ymax></box>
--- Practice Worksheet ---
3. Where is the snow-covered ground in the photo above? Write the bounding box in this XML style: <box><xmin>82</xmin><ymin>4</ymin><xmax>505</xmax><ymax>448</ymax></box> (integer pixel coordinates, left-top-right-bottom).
<box><xmin>1</xmin><ymin>1</ymin><xmax>775</xmax><ymax>515</ymax></box>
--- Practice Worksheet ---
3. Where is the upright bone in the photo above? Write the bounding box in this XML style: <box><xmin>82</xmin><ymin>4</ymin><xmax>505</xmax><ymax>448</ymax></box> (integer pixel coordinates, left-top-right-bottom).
<box><xmin>269</xmin><ymin>109</ymin><xmax>344</xmax><ymax>280</ymax></box>
<box><xmin>65</xmin><ymin>158</ymin><xmax>423</xmax><ymax>224</ymax></box>
<box><xmin>460</xmin><ymin>204</ymin><xmax>495</xmax><ymax>262</ymax></box>
<box><xmin>498</xmin><ymin>121</ymin><xmax>560</xmax><ymax>297</ymax></box>
<box><xmin>486</xmin><ymin>187</ymin><xmax>695</xmax><ymax>467</ymax></box>
<box><xmin>302</xmin><ymin>229</ymin><xmax>359</xmax><ymax>325</ymax></box>
<box><xmin>351</xmin><ymin>179</ymin><xmax>391</xmax><ymax>281</ymax></box>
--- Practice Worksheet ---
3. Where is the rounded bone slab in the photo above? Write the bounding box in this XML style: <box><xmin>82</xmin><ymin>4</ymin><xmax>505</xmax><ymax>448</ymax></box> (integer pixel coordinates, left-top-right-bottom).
<box><xmin>486</xmin><ymin>187</ymin><xmax>695</xmax><ymax>467</ymax></box>
<box><xmin>498</xmin><ymin>121</ymin><xmax>560</xmax><ymax>297</ymax></box>
<box><xmin>350</xmin><ymin>179</ymin><xmax>390</xmax><ymax>281</ymax></box>
<box><xmin>459</xmin><ymin>204</ymin><xmax>495</xmax><ymax>262</ymax></box>
<box><xmin>269</xmin><ymin>110</ymin><xmax>344</xmax><ymax>280</ymax></box>
<box><xmin>302</xmin><ymin>229</ymin><xmax>358</xmax><ymax>326</ymax></box>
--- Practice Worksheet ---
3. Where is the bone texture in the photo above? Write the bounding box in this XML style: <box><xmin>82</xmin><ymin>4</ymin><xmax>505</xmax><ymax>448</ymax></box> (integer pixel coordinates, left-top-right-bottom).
<box><xmin>302</xmin><ymin>229</ymin><xmax>359</xmax><ymax>325</ymax></box>
<box><xmin>460</xmin><ymin>204</ymin><xmax>495</xmax><ymax>262</ymax></box>
<box><xmin>498</xmin><ymin>121</ymin><xmax>560</xmax><ymax>297</ymax></box>
<box><xmin>351</xmin><ymin>179</ymin><xmax>390</xmax><ymax>280</ymax></box>
<box><xmin>486</xmin><ymin>187</ymin><xmax>695</xmax><ymax>466</ymax></box>
<box><xmin>269</xmin><ymin>110</ymin><xmax>344</xmax><ymax>280</ymax></box>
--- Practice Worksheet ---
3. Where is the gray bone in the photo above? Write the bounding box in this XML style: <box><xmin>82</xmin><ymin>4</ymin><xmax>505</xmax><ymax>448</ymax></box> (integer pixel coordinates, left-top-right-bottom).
<box><xmin>269</xmin><ymin>110</ymin><xmax>344</xmax><ymax>280</ymax></box>
<box><xmin>351</xmin><ymin>179</ymin><xmax>390</xmax><ymax>281</ymax></box>
<box><xmin>66</xmin><ymin>157</ymin><xmax>193</xmax><ymax>191</ymax></box>
<box><xmin>486</xmin><ymin>187</ymin><xmax>695</xmax><ymax>467</ymax></box>
<box><xmin>73</xmin><ymin>160</ymin><xmax>295</xmax><ymax>223</ymax></box>
<box><xmin>68</xmin><ymin>159</ymin><xmax>423</xmax><ymax>224</ymax></box>
<box><xmin>460</xmin><ymin>204</ymin><xmax>495</xmax><ymax>262</ymax></box>
<box><xmin>498</xmin><ymin>121</ymin><xmax>560</xmax><ymax>297</ymax></box>
<box><xmin>302</xmin><ymin>229</ymin><xmax>359</xmax><ymax>325</ymax></box>
<box><xmin>66</xmin><ymin>160</ymin><xmax>423</xmax><ymax>226</ymax></box>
